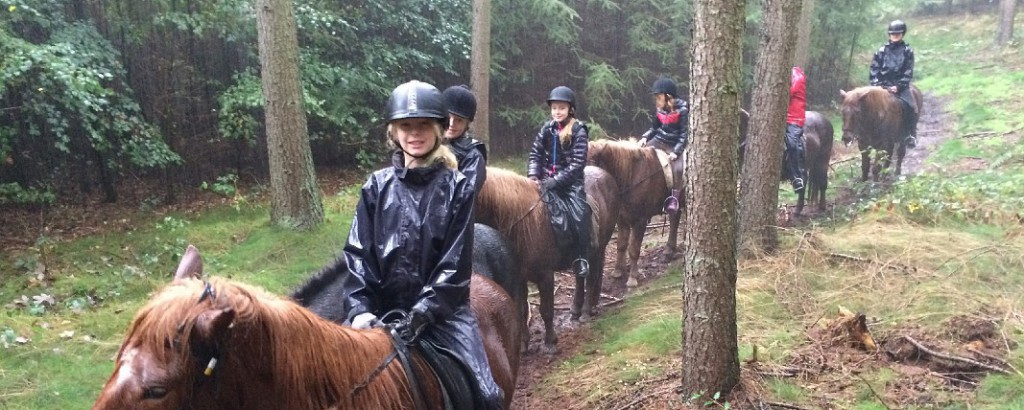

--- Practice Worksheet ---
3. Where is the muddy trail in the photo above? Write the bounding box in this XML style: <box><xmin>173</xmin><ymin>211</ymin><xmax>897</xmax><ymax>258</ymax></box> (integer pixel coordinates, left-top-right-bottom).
<box><xmin>511</xmin><ymin>92</ymin><xmax>982</xmax><ymax>410</ymax></box>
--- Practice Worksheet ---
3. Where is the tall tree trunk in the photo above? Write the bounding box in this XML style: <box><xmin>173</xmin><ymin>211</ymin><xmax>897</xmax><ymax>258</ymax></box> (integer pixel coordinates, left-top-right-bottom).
<box><xmin>682</xmin><ymin>0</ymin><xmax>744</xmax><ymax>399</ymax></box>
<box><xmin>255</xmin><ymin>0</ymin><xmax>324</xmax><ymax>231</ymax></box>
<box><xmin>470</xmin><ymin>0</ymin><xmax>492</xmax><ymax>145</ymax></box>
<box><xmin>793</xmin><ymin>0</ymin><xmax>814</xmax><ymax>68</ymax></box>
<box><xmin>738</xmin><ymin>0</ymin><xmax>802</xmax><ymax>254</ymax></box>
<box><xmin>996</xmin><ymin>0</ymin><xmax>1018</xmax><ymax>45</ymax></box>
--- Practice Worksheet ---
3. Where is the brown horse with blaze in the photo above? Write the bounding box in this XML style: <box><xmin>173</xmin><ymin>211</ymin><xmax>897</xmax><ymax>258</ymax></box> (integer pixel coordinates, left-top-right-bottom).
<box><xmin>91</xmin><ymin>245</ymin><xmax>521</xmax><ymax>410</ymax></box>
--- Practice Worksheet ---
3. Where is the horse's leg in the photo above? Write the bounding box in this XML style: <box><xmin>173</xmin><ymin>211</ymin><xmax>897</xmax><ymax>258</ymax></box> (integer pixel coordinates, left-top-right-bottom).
<box><xmin>666</xmin><ymin>210</ymin><xmax>682</xmax><ymax>260</ymax></box>
<box><xmin>612</xmin><ymin>222</ymin><xmax>629</xmax><ymax>278</ymax></box>
<box><xmin>796</xmin><ymin>188</ymin><xmax>806</xmax><ymax>215</ymax></box>
<box><xmin>895</xmin><ymin>143</ymin><xmax>907</xmax><ymax>176</ymax></box>
<box><xmin>626</xmin><ymin>219</ymin><xmax>647</xmax><ymax>288</ymax></box>
<box><xmin>571</xmin><ymin>276</ymin><xmax>585</xmax><ymax>321</ymax></box>
<box><xmin>536</xmin><ymin>274</ymin><xmax>558</xmax><ymax>353</ymax></box>
<box><xmin>860</xmin><ymin>149</ymin><xmax>871</xmax><ymax>182</ymax></box>
<box><xmin>584</xmin><ymin>252</ymin><xmax>605</xmax><ymax>320</ymax></box>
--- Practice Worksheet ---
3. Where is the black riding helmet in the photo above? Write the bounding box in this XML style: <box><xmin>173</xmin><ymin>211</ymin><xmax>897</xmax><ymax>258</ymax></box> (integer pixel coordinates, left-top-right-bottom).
<box><xmin>443</xmin><ymin>84</ymin><xmax>477</xmax><ymax>121</ymax></box>
<box><xmin>888</xmin><ymin>19</ymin><xmax>907</xmax><ymax>35</ymax></box>
<box><xmin>386</xmin><ymin>80</ymin><xmax>447</xmax><ymax>124</ymax></box>
<box><xmin>651</xmin><ymin>77</ymin><xmax>678</xmax><ymax>97</ymax></box>
<box><xmin>546</xmin><ymin>86</ymin><xmax>576</xmax><ymax>109</ymax></box>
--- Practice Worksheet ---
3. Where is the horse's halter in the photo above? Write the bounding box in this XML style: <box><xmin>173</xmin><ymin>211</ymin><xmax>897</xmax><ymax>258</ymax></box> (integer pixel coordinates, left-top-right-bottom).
<box><xmin>169</xmin><ymin>282</ymin><xmax>226</xmax><ymax>379</ymax></box>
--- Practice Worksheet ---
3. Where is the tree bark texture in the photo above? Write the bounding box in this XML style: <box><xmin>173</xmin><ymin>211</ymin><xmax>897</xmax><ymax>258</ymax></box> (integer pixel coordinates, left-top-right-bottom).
<box><xmin>793</xmin><ymin>0</ymin><xmax>815</xmax><ymax>68</ymax></box>
<box><xmin>470</xmin><ymin>0</ymin><xmax>492</xmax><ymax>144</ymax></box>
<box><xmin>256</xmin><ymin>0</ymin><xmax>324</xmax><ymax>231</ymax></box>
<box><xmin>682</xmin><ymin>0</ymin><xmax>744</xmax><ymax>398</ymax></box>
<box><xmin>996</xmin><ymin>0</ymin><xmax>1018</xmax><ymax>45</ymax></box>
<box><xmin>738</xmin><ymin>0</ymin><xmax>802</xmax><ymax>254</ymax></box>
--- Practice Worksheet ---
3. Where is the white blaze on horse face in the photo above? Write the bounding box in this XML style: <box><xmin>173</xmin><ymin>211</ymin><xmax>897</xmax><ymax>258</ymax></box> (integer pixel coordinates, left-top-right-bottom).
<box><xmin>114</xmin><ymin>347</ymin><xmax>139</xmax><ymax>389</ymax></box>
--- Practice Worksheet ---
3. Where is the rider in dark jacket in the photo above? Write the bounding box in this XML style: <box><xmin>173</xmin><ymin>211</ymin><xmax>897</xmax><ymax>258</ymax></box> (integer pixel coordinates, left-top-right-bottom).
<box><xmin>527</xmin><ymin>86</ymin><xmax>592</xmax><ymax>277</ymax></box>
<box><xmin>443</xmin><ymin>84</ymin><xmax>487</xmax><ymax>193</ymax></box>
<box><xmin>341</xmin><ymin>80</ymin><xmax>503</xmax><ymax>410</ymax></box>
<box><xmin>640</xmin><ymin>76</ymin><xmax>688</xmax><ymax>213</ymax></box>
<box><xmin>870</xmin><ymin>19</ymin><xmax>918</xmax><ymax>148</ymax></box>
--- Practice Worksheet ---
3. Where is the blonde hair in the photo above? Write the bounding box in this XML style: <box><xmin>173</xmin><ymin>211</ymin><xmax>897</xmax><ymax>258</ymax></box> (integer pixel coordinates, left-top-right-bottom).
<box><xmin>558</xmin><ymin>117</ymin><xmax>576</xmax><ymax>146</ymax></box>
<box><xmin>387</xmin><ymin>122</ymin><xmax>457</xmax><ymax>169</ymax></box>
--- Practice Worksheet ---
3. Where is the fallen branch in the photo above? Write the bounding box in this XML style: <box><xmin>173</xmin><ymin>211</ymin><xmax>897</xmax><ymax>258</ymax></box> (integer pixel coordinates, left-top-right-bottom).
<box><xmin>827</xmin><ymin>252</ymin><xmax>917</xmax><ymax>273</ymax></box>
<box><xmin>763</xmin><ymin>401</ymin><xmax>813</xmax><ymax>410</ymax></box>
<box><xmin>610</xmin><ymin>383</ymin><xmax>676</xmax><ymax>410</ymax></box>
<box><xmin>961</xmin><ymin>131</ymin><xmax>998</xmax><ymax>139</ymax></box>
<box><xmin>855</xmin><ymin>373</ymin><xmax>893</xmax><ymax>410</ymax></box>
<box><xmin>902</xmin><ymin>336</ymin><xmax>1011</xmax><ymax>375</ymax></box>
<box><xmin>967</xmin><ymin>347</ymin><xmax>1024</xmax><ymax>377</ymax></box>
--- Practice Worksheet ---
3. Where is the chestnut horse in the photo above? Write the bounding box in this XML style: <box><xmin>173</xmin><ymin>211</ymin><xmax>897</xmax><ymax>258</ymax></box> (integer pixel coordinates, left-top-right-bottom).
<box><xmin>92</xmin><ymin>246</ymin><xmax>520</xmax><ymax>410</ymax></box>
<box><xmin>475</xmin><ymin>166</ymin><xmax>620</xmax><ymax>352</ymax></box>
<box><xmin>839</xmin><ymin>85</ymin><xmax>923</xmax><ymax>181</ymax></box>
<box><xmin>587</xmin><ymin>139</ymin><xmax>674</xmax><ymax>287</ymax></box>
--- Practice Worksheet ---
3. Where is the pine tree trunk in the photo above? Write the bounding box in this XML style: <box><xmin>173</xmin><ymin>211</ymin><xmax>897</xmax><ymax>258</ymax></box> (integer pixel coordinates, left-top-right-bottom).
<box><xmin>256</xmin><ymin>0</ymin><xmax>324</xmax><ymax>231</ymax></box>
<box><xmin>996</xmin><ymin>0</ymin><xmax>1018</xmax><ymax>45</ymax></box>
<box><xmin>470</xmin><ymin>0</ymin><xmax>492</xmax><ymax>145</ymax></box>
<box><xmin>738</xmin><ymin>0</ymin><xmax>802</xmax><ymax>254</ymax></box>
<box><xmin>681</xmin><ymin>0</ymin><xmax>744</xmax><ymax>399</ymax></box>
<box><xmin>793</xmin><ymin>0</ymin><xmax>814</xmax><ymax>68</ymax></box>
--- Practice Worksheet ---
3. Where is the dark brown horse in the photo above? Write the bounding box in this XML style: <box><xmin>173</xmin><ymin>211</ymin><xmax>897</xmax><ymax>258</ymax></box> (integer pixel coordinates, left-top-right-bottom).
<box><xmin>92</xmin><ymin>246</ymin><xmax>520</xmax><ymax>410</ymax></box>
<box><xmin>796</xmin><ymin>111</ymin><xmax>834</xmax><ymax>214</ymax></box>
<box><xmin>839</xmin><ymin>85</ymin><xmax>923</xmax><ymax>181</ymax></box>
<box><xmin>475</xmin><ymin>166</ymin><xmax>620</xmax><ymax>352</ymax></box>
<box><xmin>587</xmin><ymin>139</ymin><xmax>675</xmax><ymax>287</ymax></box>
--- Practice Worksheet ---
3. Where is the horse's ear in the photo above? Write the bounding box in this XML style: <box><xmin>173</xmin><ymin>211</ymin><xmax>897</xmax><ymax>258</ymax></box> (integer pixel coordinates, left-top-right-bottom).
<box><xmin>839</xmin><ymin>89</ymin><xmax>848</xmax><ymax>98</ymax></box>
<box><xmin>194</xmin><ymin>308</ymin><xmax>235</xmax><ymax>343</ymax></box>
<box><xmin>174</xmin><ymin>245</ymin><xmax>204</xmax><ymax>281</ymax></box>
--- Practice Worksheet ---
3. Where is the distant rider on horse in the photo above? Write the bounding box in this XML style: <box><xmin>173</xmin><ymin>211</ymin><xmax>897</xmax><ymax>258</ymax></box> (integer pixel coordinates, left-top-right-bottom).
<box><xmin>528</xmin><ymin>86</ymin><xmax>593</xmax><ymax>278</ymax></box>
<box><xmin>639</xmin><ymin>76</ymin><xmax>688</xmax><ymax>214</ymax></box>
<box><xmin>870</xmin><ymin>19</ymin><xmax>918</xmax><ymax>148</ymax></box>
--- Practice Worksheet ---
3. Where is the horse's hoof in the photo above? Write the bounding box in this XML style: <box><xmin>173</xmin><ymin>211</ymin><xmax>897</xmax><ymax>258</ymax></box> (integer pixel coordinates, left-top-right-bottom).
<box><xmin>610</xmin><ymin>269</ymin><xmax>624</xmax><ymax>279</ymax></box>
<box><xmin>626</xmin><ymin>277</ymin><xmax>638</xmax><ymax>288</ymax></box>
<box><xmin>541</xmin><ymin>343</ymin><xmax>560</xmax><ymax>356</ymax></box>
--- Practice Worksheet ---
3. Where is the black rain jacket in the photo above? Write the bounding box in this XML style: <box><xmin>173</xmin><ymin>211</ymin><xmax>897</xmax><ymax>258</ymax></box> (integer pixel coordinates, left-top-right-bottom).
<box><xmin>869</xmin><ymin>40</ymin><xmax>915</xmax><ymax>92</ymax></box>
<box><xmin>447</xmin><ymin>132</ymin><xmax>488</xmax><ymax>194</ymax></box>
<box><xmin>341</xmin><ymin>151</ymin><xmax>503</xmax><ymax>409</ymax></box>
<box><xmin>527</xmin><ymin>119</ymin><xmax>589</xmax><ymax>190</ymax></box>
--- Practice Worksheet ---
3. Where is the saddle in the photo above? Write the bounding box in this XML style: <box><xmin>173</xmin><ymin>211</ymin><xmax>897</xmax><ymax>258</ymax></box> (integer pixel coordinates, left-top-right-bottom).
<box><xmin>416</xmin><ymin>339</ymin><xmax>482</xmax><ymax>410</ymax></box>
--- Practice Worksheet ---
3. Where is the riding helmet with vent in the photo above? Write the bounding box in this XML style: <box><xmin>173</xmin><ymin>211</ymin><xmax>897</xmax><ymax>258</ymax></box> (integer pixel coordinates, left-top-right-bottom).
<box><xmin>442</xmin><ymin>84</ymin><xmax>477</xmax><ymax>121</ymax></box>
<box><xmin>546</xmin><ymin>86</ymin><xmax>576</xmax><ymax>108</ymax></box>
<box><xmin>386</xmin><ymin>80</ymin><xmax>447</xmax><ymax>123</ymax></box>
<box><xmin>888</xmin><ymin>19</ymin><xmax>907</xmax><ymax>34</ymax></box>
<box><xmin>651</xmin><ymin>77</ymin><xmax>678</xmax><ymax>97</ymax></box>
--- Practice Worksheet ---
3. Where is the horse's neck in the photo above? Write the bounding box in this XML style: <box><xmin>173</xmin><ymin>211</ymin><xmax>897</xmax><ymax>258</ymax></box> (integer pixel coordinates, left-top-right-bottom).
<box><xmin>229</xmin><ymin>304</ymin><xmax>401</xmax><ymax>408</ymax></box>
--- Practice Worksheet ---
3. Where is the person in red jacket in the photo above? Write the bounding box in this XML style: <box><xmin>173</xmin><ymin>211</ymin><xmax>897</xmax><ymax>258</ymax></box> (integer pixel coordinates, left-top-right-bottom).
<box><xmin>785</xmin><ymin>66</ymin><xmax>807</xmax><ymax>192</ymax></box>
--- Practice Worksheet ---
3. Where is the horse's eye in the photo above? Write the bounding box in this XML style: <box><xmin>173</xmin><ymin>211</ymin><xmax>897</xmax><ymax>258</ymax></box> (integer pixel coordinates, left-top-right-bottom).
<box><xmin>143</xmin><ymin>387</ymin><xmax>168</xmax><ymax>400</ymax></box>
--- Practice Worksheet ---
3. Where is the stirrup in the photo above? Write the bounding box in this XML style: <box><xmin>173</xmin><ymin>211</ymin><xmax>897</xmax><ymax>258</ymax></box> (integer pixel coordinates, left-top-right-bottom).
<box><xmin>905</xmin><ymin>135</ymin><xmax>917</xmax><ymax>149</ymax></box>
<box><xmin>572</xmin><ymin>258</ymin><xmax>590</xmax><ymax>278</ymax></box>
<box><xmin>662</xmin><ymin>189</ymin><xmax>681</xmax><ymax>214</ymax></box>
<box><xmin>792</xmin><ymin>177</ymin><xmax>805</xmax><ymax>193</ymax></box>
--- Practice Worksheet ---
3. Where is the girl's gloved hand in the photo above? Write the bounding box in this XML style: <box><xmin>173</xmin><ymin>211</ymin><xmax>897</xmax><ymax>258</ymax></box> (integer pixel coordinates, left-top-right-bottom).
<box><xmin>351</xmin><ymin>312</ymin><xmax>378</xmax><ymax>329</ymax></box>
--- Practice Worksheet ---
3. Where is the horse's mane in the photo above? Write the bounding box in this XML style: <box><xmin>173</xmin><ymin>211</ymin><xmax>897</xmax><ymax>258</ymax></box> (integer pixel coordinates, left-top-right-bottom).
<box><xmin>122</xmin><ymin>277</ymin><xmax>410</xmax><ymax>408</ymax></box>
<box><xmin>289</xmin><ymin>254</ymin><xmax>346</xmax><ymax>301</ymax></box>
<box><xmin>477</xmin><ymin>167</ymin><xmax>551</xmax><ymax>263</ymax></box>
<box><xmin>588</xmin><ymin>139</ymin><xmax>664</xmax><ymax>196</ymax></box>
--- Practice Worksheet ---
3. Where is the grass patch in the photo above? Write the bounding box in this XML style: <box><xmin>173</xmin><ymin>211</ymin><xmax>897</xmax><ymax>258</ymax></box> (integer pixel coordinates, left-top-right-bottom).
<box><xmin>0</xmin><ymin>193</ymin><xmax>358</xmax><ymax>409</ymax></box>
